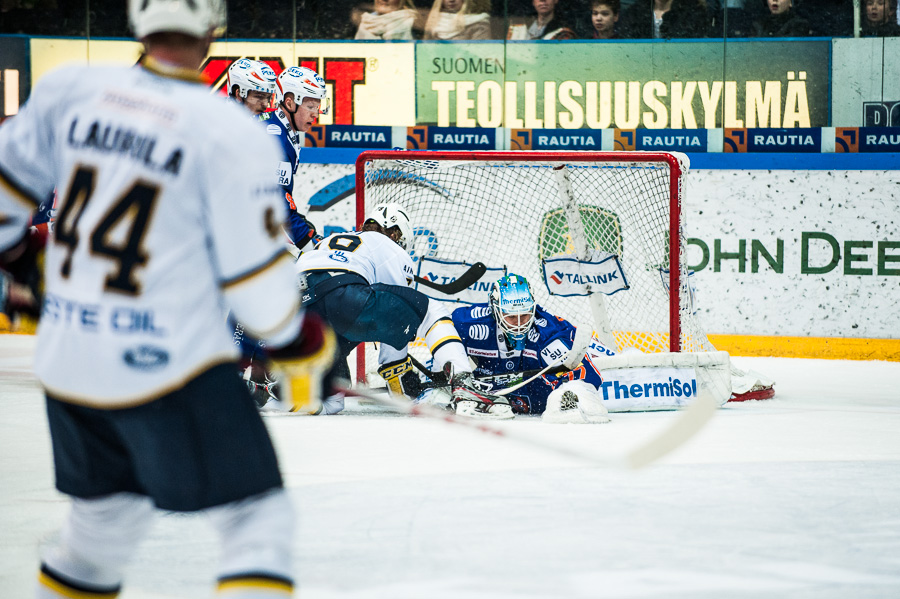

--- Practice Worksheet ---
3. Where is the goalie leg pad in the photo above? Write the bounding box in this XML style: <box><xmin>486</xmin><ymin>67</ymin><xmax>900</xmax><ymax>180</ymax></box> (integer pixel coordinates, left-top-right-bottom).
<box><xmin>543</xmin><ymin>380</ymin><xmax>610</xmax><ymax>424</ymax></box>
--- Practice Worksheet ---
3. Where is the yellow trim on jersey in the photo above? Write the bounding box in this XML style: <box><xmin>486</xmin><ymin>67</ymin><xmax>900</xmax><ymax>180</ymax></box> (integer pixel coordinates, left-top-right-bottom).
<box><xmin>221</xmin><ymin>249</ymin><xmax>292</xmax><ymax>290</ymax></box>
<box><xmin>0</xmin><ymin>165</ymin><xmax>41</xmax><ymax>209</ymax></box>
<box><xmin>38</xmin><ymin>571</ymin><xmax>119</xmax><ymax>598</ymax></box>
<box><xmin>425</xmin><ymin>317</ymin><xmax>454</xmax><ymax>338</ymax></box>
<box><xmin>707</xmin><ymin>334</ymin><xmax>900</xmax><ymax>362</ymax></box>
<box><xmin>40</xmin><ymin>354</ymin><xmax>238</xmax><ymax>409</ymax></box>
<box><xmin>139</xmin><ymin>56</ymin><xmax>204</xmax><ymax>84</ymax></box>
<box><xmin>217</xmin><ymin>576</ymin><xmax>293</xmax><ymax>594</ymax></box>
<box><xmin>429</xmin><ymin>334</ymin><xmax>462</xmax><ymax>354</ymax></box>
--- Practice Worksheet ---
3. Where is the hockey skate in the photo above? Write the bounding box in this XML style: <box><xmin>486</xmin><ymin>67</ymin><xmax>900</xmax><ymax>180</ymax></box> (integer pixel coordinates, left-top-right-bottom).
<box><xmin>451</xmin><ymin>371</ymin><xmax>515</xmax><ymax>420</ymax></box>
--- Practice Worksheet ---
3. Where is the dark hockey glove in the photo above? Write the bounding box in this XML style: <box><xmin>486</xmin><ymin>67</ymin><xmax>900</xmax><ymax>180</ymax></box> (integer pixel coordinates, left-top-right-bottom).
<box><xmin>378</xmin><ymin>356</ymin><xmax>424</xmax><ymax>399</ymax></box>
<box><xmin>294</xmin><ymin>214</ymin><xmax>319</xmax><ymax>251</ymax></box>
<box><xmin>0</xmin><ymin>227</ymin><xmax>46</xmax><ymax>319</ymax></box>
<box><xmin>267</xmin><ymin>312</ymin><xmax>338</xmax><ymax>414</ymax></box>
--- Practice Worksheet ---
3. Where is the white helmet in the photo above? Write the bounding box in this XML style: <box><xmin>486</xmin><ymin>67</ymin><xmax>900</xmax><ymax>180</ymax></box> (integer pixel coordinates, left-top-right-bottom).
<box><xmin>275</xmin><ymin>67</ymin><xmax>329</xmax><ymax>115</ymax></box>
<box><xmin>227</xmin><ymin>59</ymin><xmax>277</xmax><ymax>99</ymax></box>
<box><xmin>364</xmin><ymin>203</ymin><xmax>414</xmax><ymax>250</ymax></box>
<box><xmin>129</xmin><ymin>0</ymin><xmax>227</xmax><ymax>38</ymax></box>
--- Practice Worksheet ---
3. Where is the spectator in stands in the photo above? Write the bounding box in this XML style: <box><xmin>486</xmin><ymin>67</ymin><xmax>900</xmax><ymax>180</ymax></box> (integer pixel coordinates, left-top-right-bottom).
<box><xmin>619</xmin><ymin>0</ymin><xmax>711</xmax><ymax>39</ymax></box>
<box><xmin>751</xmin><ymin>0</ymin><xmax>810</xmax><ymax>37</ymax></box>
<box><xmin>507</xmin><ymin>0</ymin><xmax>577</xmax><ymax>39</ymax></box>
<box><xmin>424</xmin><ymin>0</ymin><xmax>492</xmax><ymax>39</ymax></box>
<box><xmin>861</xmin><ymin>0</ymin><xmax>900</xmax><ymax>36</ymax></box>
<box><xmin>716</xmin><ymin>0</ymin><xmax>757</xmax><ymax>37</ymax></box>
<box><xmin>0</xmin><ymin>0</ymin><xmax>79</xmax><ymax>35</ymax></box>
<box><xmin>797</xmin><ymin>0</ymin><xmax>853</xmax><ymax>36</ymax></box>
<box><xmin>588</xmin><ymin>0</ymin><xmax>620</xmax><ymax>38</ymax></box>
<box><xmin>355</xmin><ymin>0</ymin><xmax>420</xmax><ymax>39</ymax></box>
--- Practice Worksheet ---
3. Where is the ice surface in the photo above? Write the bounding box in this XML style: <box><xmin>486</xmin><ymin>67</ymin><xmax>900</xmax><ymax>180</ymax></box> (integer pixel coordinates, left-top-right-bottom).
<box><xmin>2</xmin><ymin>334</ymin><xmax>900</xmax><ymax>598</ymax></box>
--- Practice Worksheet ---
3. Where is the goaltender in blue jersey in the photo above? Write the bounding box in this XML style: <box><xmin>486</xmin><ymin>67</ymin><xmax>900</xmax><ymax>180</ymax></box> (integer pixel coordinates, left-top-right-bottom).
<box><xmin>445</xmin><ymin>273</ymin><xmax>742</xmax><ymax>422</ymax></box>
<box><xmin>450</xmin><ymin>274</ymin><xmax>610</xmax><ymax>420</ymax></box>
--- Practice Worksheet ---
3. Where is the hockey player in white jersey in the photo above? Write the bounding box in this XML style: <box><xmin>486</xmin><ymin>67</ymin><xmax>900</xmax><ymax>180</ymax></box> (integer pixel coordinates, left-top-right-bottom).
<box><xmin>296</xmin><ymin>202</ymin><xmax>514</xmax><ymax>418</ymax></box>
<box><xmin>0</xmin><ymin>1</ymin><xmax>336</xmax><ymax>597</ymax></box>
<box><xmin>226</xmin><ymin>57</ymin><xmax>277</xmax><ymax>115</ymax></box>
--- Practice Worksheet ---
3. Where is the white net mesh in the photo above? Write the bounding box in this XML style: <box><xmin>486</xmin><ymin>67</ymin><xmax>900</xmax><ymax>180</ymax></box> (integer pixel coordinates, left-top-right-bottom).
<box><xmin>357</xmin><ymin>151</ymin><xmax>713</xmax><ymax>384</ymax></box>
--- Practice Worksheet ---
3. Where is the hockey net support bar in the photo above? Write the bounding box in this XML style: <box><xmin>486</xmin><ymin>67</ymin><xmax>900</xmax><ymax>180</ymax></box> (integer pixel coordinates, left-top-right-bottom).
<box><xmin>355</xmin><ymin>150</ymin><xmax>691</xmax><ymax>385</ymax></box>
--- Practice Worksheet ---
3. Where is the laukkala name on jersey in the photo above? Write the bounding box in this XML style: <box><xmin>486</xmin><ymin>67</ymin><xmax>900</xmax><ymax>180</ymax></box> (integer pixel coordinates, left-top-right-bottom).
<box><xmin>67</xmin><ymin>118</ymin><xmax>183</xmax><ymax>175</ymax></box>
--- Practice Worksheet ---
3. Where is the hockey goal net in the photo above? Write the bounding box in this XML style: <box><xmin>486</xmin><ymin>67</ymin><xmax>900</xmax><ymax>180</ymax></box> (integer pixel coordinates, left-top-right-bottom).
<box><xmin>354</xmin><ymin>150</ymin><xmax>714</xmax><ymax>384</ymax></box>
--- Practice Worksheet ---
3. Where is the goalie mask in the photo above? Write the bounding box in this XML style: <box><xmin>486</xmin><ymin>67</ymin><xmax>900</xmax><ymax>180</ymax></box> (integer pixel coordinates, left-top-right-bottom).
<box><xmin>363</xmin><ymin>203</ymin><xmax>414</xmax><ymax>251</ymax></box>
<box><xmin>275</xmin><ymin>67</ymin><xmax>330</xmax><ymax>115</ymax></box>
<box><xmin>227</xmin><ymin>59</ymin><xmax>276</xmax><ymax>99</ymax></box>
<box><xmin>490</xmin><ymin>274</ymin><xmax>536</xmax><ymax>350</ymax></box>
<box><xmin>129</xmin><ymin>0</ymin><xmax>227</xmax><ymax>38</ymax></box>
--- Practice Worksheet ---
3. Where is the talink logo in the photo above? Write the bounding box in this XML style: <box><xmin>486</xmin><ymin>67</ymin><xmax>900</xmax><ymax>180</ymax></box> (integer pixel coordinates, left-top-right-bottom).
<box><xmin>550</xmin><ymin>271</ymin><xmax>564</xmax><ymax>285</ymax></box>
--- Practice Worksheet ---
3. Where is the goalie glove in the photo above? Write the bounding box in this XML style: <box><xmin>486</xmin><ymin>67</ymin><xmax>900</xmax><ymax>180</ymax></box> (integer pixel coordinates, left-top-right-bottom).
<box><xmin>267</xmin><ymin>312</ymin><xmax>338</xmax><ymax>414</ymax></box>
<box><xmin>378</xmin><ymin>356</ymin><xmax>424</xmax><ymax>399</ymax></box>
<box><xmin>0</xmin><ymin>227</ymin><xmax>45</xmax><ymax>320</ymax></box>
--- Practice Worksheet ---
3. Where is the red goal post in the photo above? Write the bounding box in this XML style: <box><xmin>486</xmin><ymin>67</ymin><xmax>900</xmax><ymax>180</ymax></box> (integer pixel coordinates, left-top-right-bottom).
<box><xmin>354</xmin><ymin>150</ymin><xmax>706</xmax><ymax>385</ymax></box>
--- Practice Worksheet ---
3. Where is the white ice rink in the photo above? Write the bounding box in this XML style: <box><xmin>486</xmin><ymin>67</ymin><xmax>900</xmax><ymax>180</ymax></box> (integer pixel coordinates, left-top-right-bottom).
<box><xmin>2</xmin><ymin>334</ymin><xmax>900</xmax><ymax>598</ymax></box>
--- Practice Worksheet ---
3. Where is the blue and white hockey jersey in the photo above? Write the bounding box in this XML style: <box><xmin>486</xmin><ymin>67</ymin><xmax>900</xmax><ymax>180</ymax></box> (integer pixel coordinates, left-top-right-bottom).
<box><xmin>451</xmin><ymin>303</ymin><xmax>605</xmax><ymax>414</ymax></box>
<box><xmin>258</xmin><ymin>108</ymin><xmax>315</xmax><ymax>247</ymax></box>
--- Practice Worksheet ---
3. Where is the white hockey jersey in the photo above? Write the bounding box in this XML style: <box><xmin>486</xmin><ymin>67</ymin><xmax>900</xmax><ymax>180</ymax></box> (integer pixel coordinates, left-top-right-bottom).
<box><xmin>296</xmin><ymin>231</ymin><xmax>415</xmax><ymax>287</ymax></box>
<box><xmin>0</xmin><ymin>59</ymin><xmax>301</xmax><ymax>407</ymax></box>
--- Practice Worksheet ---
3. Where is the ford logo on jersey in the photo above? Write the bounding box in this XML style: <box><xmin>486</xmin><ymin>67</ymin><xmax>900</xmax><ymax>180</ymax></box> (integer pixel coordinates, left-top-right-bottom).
<box><xmin>123</xmin><ymin>345</ymin><xmax>169</xmax><ymax>371</ymax></box>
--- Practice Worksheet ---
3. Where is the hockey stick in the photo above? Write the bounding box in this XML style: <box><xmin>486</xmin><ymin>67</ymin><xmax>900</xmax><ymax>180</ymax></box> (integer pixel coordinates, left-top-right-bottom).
<box><xmin>408</xmin><ymin>323</ymin><xmax>591</xmax><ymax>396</ymax></box>
<box><xmin>493</xmin><ymin>326</ymin><xmax>592</xmax><ymax>397</ymax></box>
<box><xmin>339</xmin><ymin>382</ymin><xmax>719</xmax><ymax>470</ymax></box>
<box><xmin>414</xmin><ymin>262</ymin><xmax>487</xmax><ymax>295</ymax></box>
<box><xmin>409</xmin><ymin>355</ymin><xmax>549</xmax><ymax>391</ymax></box>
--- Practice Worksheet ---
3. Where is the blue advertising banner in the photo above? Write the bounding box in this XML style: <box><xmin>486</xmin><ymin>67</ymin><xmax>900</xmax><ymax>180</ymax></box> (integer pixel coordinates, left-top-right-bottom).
<box><xmin>635</xmin><ymin>129</ymin><xmax>708</xmax><ymax>152</ymax></box>
<box><xmin>511</xmin><ymin>128</ymin><xmax>604</xmax><ymax>150</ymax></box>
<box><xmin>406</xmin><ymin>126</ymin><xmax>499</xmax><ymax>150</ymax></box>
<box><xmin>305</xmin><ymin>124</ymin><xmax>393</xmax><ymax>148</ymax></box>
<box><xmin>745</xmin><ymin>128</ymin><xmax>822</xmax><ymax>153</ymax></box>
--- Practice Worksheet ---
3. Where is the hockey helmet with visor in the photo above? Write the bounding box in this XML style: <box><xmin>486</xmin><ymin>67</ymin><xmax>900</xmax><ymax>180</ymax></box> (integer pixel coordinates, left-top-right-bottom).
<box><xmin>275</xmin><ymin>67</ymin><xmax>330</xmax><ymax>115</ymax></box>
<box><xmin>227</xmin><ymin>59</ymin><xmax>277</xmax><ymax>99</ymax></box>
<box><xmin>490</xmin><ymin>274</ymin><xmax>536</xmax><ymax>348</ymax></box>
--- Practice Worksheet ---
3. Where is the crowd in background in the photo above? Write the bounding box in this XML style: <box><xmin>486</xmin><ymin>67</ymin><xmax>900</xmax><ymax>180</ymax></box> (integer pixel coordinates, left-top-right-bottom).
<box><xmin>2</xmin><ymin>0</ymin><xmax>898</xmax><ymax>40</ymax></box>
